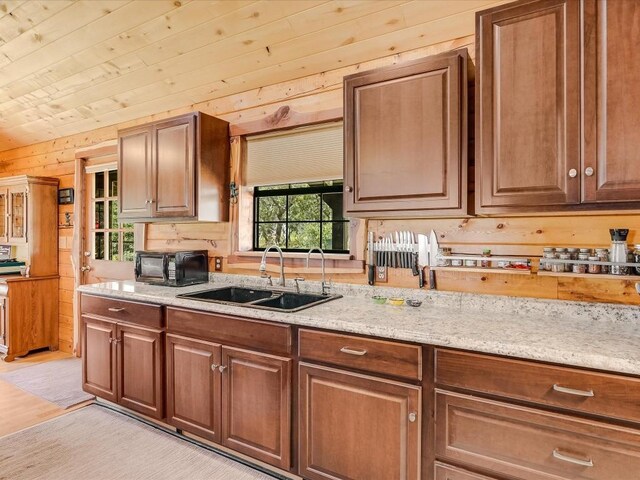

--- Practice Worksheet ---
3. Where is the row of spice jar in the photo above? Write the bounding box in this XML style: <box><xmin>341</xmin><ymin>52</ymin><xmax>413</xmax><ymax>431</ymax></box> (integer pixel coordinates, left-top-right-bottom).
<box><xmin>541</xmin><ymin>247</ymin><xmax>640</xmax><ymax>275</ymax></box>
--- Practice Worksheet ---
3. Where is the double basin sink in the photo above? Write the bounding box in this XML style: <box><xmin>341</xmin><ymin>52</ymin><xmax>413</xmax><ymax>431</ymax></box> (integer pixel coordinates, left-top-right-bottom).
<box><xmin>177</xmin><ymin>286</ymin><xmax>341</xmax><ymax>313</ymax></box>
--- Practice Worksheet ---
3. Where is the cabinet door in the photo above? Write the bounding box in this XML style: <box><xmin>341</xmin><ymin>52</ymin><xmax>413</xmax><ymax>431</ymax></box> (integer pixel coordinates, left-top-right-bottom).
<box><xmin>221</xmin><ymin>346</ymin><xmax>291</xmax><ymax>469</ymax></box>
<box><xmin>344</xmin><ymin>50</ymin><xmax>467</xmax><ymax>217</ymax></box>
<box><xmin>119</xmin><ymin>126</ymin><xmax>152</xmax><ymax>219</ymax></box>
<box><xmin>0</xmin><ymin>297</ymin><xmax>6</xmax><ymax>348</ymax></box>
<box><xmin>166</xmin><ymin>334</ymin><xmax>222</xmax><ymax>442</ymax></box>
<box><xmin>583</xmin><ymin>0</ymin><xmax>640</xmax><ymax>203</ymax></box>
<box><xmin>476</xmin><ymin>0</ymin><xmax>580</xmax><ymax>211</ymax></box>
<box><xmin>299</xmin><ymin>363</ymin><xmax>421</xmax><ymax>480</ymax></box>
<box><xmin>116</xmin><ymin>323</ymin><xmax>164</xmax><ymax>419</ymax></box>
<box><xmin>8</xmin><ymin>186</ymin><xmax>27</xmax><ymax>243</ymax></box>
<box><xmin>152</xmin><ymin>114</ymin><xmax>195</xmax><ymax>218</ymax></box>
<box><xmin>435</xmin><ymin>463</ymin><xmax>498</xmax><ymax>480</ymax></box>
<box><xmin>82</xmin><ymin>316</ymin><xmax>117</xmax><ymax>402</ymax></box>
<box><xmin>0</xmin><ymin>190</ymin><xmax>8</xmax><ymax>243</ymax></box>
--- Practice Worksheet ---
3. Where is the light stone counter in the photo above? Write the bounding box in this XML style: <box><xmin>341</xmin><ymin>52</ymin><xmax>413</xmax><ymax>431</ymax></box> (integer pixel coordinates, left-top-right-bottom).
<box><xmin>78</xmin><ymin>274</ymin><xmax>640</xmax><ymax>376</ymax></box>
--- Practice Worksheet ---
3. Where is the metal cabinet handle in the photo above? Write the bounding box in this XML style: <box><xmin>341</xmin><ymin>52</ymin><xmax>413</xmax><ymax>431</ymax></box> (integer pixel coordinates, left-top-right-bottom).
<box><xmin>552</xmin><ymin>449</ymin><xmax>594</xmax><ymax>467</ymax></box>
<box><xmin>109</xmin><ymin>338</ymin><xmax>120</xmax><ymax>345</ymax></box>
<box><xmin>344</xmin><ymin>186</ymin><xmax>353</xmax><ymax>193</ymax></box>
<box><xmin>553</xmin><ymin>384</ymin><xmax>594</xmax><ymax>397</ymax></box>
<box><xmin>218</xmin><ymin>365</ymin><xmax>228</xmax><ymax>372</ymax></box>
<box><xmin>408</xmin><ymin>412</ymin><xmax>417</xmax><ymax>423</ymax></box>
<box><xmin>568</xmin><ymin>168</ymin><xmax>577</xmax><ymax>178</ymax></box>
<box><xmin>211</xmin><ymin>364</ymin><xmax>220</xmax><ymax>371</ymax></box>
<box><xmin>108</xmin><ymin>307</ymin><xmax>125</xmax><ymax>313</ymax></box>
<box><xmin>340</xmin><ymin>346</ymin><xmax>367</xmax><ymax>356</ymax></box>
<box><xmin>585</xmin><ymin>167</ymin><xmax>595</xmax><ymax>177</ymax></box>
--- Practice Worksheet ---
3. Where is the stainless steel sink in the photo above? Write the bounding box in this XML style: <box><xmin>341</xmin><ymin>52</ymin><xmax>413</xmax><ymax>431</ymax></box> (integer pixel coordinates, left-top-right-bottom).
<box><xmin>177</xmin><ymin>286</ymin><xmax>341</xmax><ymax>312</ymax></box>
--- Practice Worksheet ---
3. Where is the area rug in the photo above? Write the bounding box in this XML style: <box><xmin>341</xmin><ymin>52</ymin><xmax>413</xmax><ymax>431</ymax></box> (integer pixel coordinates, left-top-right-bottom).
<box><xmin>0</xmin><ymin>357</ymin><xmax>94</xmax><ymax>409</ymax></box>
<box><xmin>0</xmin><ymin>405</ymin><xmax>277</xmax><ymax>480</ymax></box>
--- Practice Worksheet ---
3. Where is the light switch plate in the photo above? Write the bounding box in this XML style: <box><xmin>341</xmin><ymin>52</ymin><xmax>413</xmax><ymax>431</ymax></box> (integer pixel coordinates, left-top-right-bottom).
<box><xmin>214</xmin><ymin>257</ymin><xmax>223</xmax><ymax>271</ymax></box>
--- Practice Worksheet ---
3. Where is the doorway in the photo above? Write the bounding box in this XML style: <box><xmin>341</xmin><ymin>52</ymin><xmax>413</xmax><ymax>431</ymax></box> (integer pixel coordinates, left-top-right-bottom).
<box><xmin>73</xmin><ymin>142</ymin><xmax>143</xmax><ymax>355</ymax></box>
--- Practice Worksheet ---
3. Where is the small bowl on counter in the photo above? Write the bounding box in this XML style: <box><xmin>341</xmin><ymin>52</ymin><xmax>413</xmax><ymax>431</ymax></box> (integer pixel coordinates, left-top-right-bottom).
<box><xmin>372</xmin><ymin>295</ymin><xmax>387</xmax><ymax>304</ymax></box>
<box><xmin>405</xmin><ymin>299</ymin><xmax>422</xmax><ymax>307</ymax></box>
<box><xmin>388</xmin><ymin>297</ymin><xmax>404</xmax><ymax>306</ymax></box>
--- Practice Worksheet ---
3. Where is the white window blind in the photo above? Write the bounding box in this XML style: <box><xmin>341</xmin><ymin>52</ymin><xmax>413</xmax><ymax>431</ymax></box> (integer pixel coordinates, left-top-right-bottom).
<box><xmin>244</xmin><ymin>122</ymin><xmax>343</xmax><ymax>187</ymax></box>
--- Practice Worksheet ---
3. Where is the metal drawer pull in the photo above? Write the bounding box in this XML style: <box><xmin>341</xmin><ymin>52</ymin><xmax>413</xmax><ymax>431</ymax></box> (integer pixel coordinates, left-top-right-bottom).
<box><xmin>108</xmin><ymin>307</ymin><xmax>125</xmax><ymax>313</ymax></box>
<box><xmin>552</xmin><ymin>449</ymin><xmax>594</xmax><ymax>467</ymax></box>
<box><xmin>218</xmin><ymin>365</ymin><xmax>228</xmax><ymax>372</ymax></box>
<box><xmin>553</xmin><ymin>384</ymin><xmax>594</xmax><ymax>397</ymax></box>
<box><xmin>340</xmin><ymin>347</ymin><xmax>367</xmax><ymax>356</ymax></box>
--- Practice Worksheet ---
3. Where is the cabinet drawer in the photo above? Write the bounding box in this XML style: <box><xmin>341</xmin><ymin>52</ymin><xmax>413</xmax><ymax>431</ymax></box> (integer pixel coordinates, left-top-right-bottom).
<box><xmin>435</xmin><ymin>348</ymin><xmax>640</xmax><ymax>423</ymax></box>
<box><xmin>298</xmin><ymin>329</ymin><xmax>421</xmax><ymax>381</ymax></box>
<box><xmin>81</xmin><ymin>294</ymin><xmax>163</xmax><ymax>329</ymax></box>
<box><xmin>436</xmin><ymin>390</ymin><xmax>640</xmax><ymax>480</ymax></box>
<box><xmin>166</xmin><ymin>307</ymin><xmax>291</xmax><ymax>356</ymax></box>
<box><xmin>435</xmin><ymin>463</ymin><xmax>497</xmax><ymax>480</ymax></box>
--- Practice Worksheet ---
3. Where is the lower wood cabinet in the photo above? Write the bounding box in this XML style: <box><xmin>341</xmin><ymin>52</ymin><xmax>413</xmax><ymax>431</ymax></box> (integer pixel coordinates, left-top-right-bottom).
<box><xmin>165</xmin><ymin>334</ymin><xmax>292</xmax><ymax>470</ymax></box>
<box><xmin>436</xmin><ymin>390</ymin><xmax>640</xmax><ymax>480</ymax></box>
<box><xmin>82</xmin><ymin>316</ymin><xmax>164</xmax><ymax>419</ymax></box>
<box><xmin>166</xmin><ymin>334</ymin><xmax>221</xmax><ymax>441</ymax></box>
<box><xmin>299</xmin><ymin>362</ymin><xmax>421</xmax><ymax>480</ymax></box>
<box><xmin>82</xmin><ymin>316</ymin><xmax>117</xmax><ymax>403</ymax></box>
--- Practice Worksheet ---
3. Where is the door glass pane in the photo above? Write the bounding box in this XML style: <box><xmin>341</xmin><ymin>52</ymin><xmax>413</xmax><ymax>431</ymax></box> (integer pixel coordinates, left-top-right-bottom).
<box><xmin>109</xmin><ymin>201</ymin><xmax>118</xmax><ymax>229</ymax></box>
<box><xmin>0</xmin><ymin>194</ymin><xmax>6</xmax><ymax>237</ymax></box>
<box><xmin>95</xmin><ymin>172</ymin><xmax>105</xmax><ymax>198</ymax></box>
<box><xmin>94</xmin><ymin>232</ymin><xmax>105</xmax><ymax>259</ymax></box>
<box><xmin>123</xmin><ymin>231</ymin><xmax>135</xmax><ymax>262</ymax></box>
<box><xmin>11</xmin><ymin>192</ymin><xmax>25</xmax><ymax>238</ymax></box>
<box><xmin>94</xmin><ymin>201</ymin><xmax>105</xmax><ymax>229</ymax></box>
<box><xmin>109</xmin><ymin>232</ymin><xmax>119</xmax><ymax>261</ymax></box>
<box><xmin>108</xmin><ymin>170</ymin><xmax>118</xmax><ymax>197</ymax></box>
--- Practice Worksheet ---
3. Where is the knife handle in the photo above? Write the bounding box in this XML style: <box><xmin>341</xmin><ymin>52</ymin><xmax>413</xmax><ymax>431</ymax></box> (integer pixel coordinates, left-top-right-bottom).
<box><xmin>418</xmin><ymin>268</ymin><xmax>424</xmax><ymax>288</ymax></box>
<box><xmin>429</xmin><ymin>268</ymin><xmax>436</xmax><ymax>290</ymax></box>
<box><xmin>411</xmin><ymin>253</ymin><xmax>419</xmax><ymax>276</ymax></box>
<box><xmin>368</xmin><ymin>265</ymin><xmax>375</xmax><ymax>286</ymax></box>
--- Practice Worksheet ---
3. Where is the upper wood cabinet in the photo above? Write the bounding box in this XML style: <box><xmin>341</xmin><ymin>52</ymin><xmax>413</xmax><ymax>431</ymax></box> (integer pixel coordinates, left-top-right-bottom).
<box><xmin>118</xmin><ymin>112</ymin><xmax>229</xmax><ymax>222</ymax></box>
<box><xmin>476</xmin><ymin>0</ymin><xmax>640</xmax><ymax>213</ymax></box>
<box><xmin>582</xmin><ymin>0</ymin><xmax>640</xmax><ymax>204</ymax></box>
<box><xmin>343</xmin><ymin>49</ymin><xmax>468</xmax><ymax>218</ymax></box>
<box><xmin>475</xmin><ymin>0</ymin><xmax>581</xmax><ymax>213</ymax></box>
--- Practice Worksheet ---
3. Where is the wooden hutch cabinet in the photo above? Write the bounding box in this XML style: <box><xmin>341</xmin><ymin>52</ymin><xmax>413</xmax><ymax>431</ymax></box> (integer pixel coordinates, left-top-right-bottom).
<box><xmin>118</xmin><ymin>112</ymin><xmax>230</xmax><ymax>222</ymax></box>
<box><xmin>476</xmin><ymin>0</ymin><xmax>640</xmax><ymax>213</ymax></box>
<box><xmin>343</xmin><ymin>49</ymin><xmax>468</xmax><ymax>218</ymax></box>
<box><xmin>0</xmin><ymin>175</ymin><xmax>59</xmax><ymax>362</ymax></box>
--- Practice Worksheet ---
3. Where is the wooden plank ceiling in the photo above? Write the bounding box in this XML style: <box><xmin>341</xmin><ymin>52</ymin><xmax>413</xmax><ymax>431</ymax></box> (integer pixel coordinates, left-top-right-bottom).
<box><xmin>0</xmin><ymin>0</ymin><xmax>505</xmax><ymax>152</ymax></box>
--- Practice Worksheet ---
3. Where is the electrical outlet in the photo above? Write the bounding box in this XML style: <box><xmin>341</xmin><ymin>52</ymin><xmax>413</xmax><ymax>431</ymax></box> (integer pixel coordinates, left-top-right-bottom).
<box><xmin>214</xmin><ymin>257</ymin><xmax>223</xmax><ymax>271</ymax></box>
<box><xmin>376</xmin><ymin>266</ymin><xmax>387</xmax><ymax>283</ymax></box>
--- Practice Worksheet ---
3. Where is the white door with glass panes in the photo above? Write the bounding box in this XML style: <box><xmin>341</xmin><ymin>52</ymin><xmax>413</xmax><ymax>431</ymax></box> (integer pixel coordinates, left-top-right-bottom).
<box><xmin>83</xmin><ymin>165</ymin><xmax>135</xmax><ymax>284</ymax></box>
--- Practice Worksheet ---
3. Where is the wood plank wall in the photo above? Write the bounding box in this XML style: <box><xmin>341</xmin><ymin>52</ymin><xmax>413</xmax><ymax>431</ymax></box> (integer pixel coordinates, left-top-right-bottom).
<box><xmin>1</xmin><ymin>34</ymin><xmax>640</xmax><ymax>352</ymax></box>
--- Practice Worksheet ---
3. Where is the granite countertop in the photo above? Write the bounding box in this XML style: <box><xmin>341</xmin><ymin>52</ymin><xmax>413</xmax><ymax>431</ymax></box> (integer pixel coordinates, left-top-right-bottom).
<box><xmin>77</xmin><ymin>274</ymin><xmax>640</xmax><ymax>376</ymax></box>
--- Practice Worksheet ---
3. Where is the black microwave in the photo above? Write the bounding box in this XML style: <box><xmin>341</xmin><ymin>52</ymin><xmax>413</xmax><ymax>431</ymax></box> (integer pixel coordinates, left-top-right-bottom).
<box><xmin>134</xmin><ymin>250</ymin><xmax>208</xmax><ymax>287</ymax></box>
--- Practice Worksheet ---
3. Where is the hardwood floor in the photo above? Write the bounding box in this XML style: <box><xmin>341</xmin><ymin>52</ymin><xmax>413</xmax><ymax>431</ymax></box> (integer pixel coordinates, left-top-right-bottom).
<box><xmin>0</xmin><ymin>350</ymin><xmax>87</xmax><ymax>437</ymax></box>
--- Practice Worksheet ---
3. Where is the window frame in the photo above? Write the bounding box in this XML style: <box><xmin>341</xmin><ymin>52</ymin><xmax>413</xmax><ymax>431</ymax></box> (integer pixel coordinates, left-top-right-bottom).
<box><xmin>252</xmin><ymin>181</ymin><xmax>349</xmax><ymax>254</ymax></box>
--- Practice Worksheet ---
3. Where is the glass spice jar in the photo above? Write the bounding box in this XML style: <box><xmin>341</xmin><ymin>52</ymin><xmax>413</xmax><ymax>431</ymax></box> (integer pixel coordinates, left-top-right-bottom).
<box><xmin>481</xmin><ymin>249</ymin><xmax>492</xmax><ymax>268</ymax></box>
<box><xmin>579</xmin><ymin>248</ymin><xmax>593</xmax><ymax>256</ymax></box>
<box><xmin>634</xmin><ymin>245</ymin><xmax>640</xmax><ymax>275</ymax></box>
<box><xmin>567</xmin><ymin>248</ymin><xmax>579</xmax><ymax>260</ymax></box>
<box><xmin>559</xmin><ymin>253</ymin><xmax>572</xmax><ymax>272</ymax></box>
<box><xmin>596</xmin><ymin>248</ymin><xmax>610</xmax><ymax>274</ymax></box>
<box><xmin>464</xmin><ymin>258</ymin><xmax>477</xmax><ymax>267</ymax></box>
<box><xmin>542</xmin><ymin>252</ymin><xmax>556</xmax><ymax>271</ymax></box>
<box><xmin>451</xmin><ymin>258</ymin><xmax>463</xmax><ymax>267</ymax></box>
<box><xmin>573</xmin><ymin>263</ymin><xmax>587</xmax><ymax>274</ymax></box>
<box><xmin>588</xmin><ymin>256</ymin><xmax>601</xmax><ymax>274</ymax></box>
<box><xmin>437</xmin><ymin>247</ymin><xmax>452</xmax><ymax>267</ymax></box>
